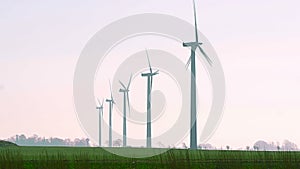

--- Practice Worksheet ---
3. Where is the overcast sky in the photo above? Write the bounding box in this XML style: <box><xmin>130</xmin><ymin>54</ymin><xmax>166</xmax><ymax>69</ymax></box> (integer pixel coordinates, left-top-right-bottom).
<box><xmin>1</xmin><ymin>0</ymin><xmax>300</xmax><ymax>148</ymax></box>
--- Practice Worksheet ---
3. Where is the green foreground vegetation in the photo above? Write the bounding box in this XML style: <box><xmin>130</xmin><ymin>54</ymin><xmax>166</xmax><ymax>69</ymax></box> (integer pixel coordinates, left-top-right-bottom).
<box><xmin>0</xmin><ymin>140</ymin><xmax>17</xmax><ymax>147</ymax></box>
<box><xmin>1</xmin><ymin>146</ymin><xmax>300</xmax><ymax>169</ymax></box>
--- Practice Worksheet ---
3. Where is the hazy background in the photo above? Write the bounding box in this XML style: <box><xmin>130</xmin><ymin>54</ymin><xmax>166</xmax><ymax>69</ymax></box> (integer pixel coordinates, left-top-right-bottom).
<box><xmin>0</xmin><ymin>0</ymin><xmax>300</xmax><ymax>149</ymax></box>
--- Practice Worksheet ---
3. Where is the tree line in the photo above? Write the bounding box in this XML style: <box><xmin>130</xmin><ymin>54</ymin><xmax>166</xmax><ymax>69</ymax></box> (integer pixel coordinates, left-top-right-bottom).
<box><xmin>6</xmin><ymin>134</ymin><xmax>90</xmax><ymax>147</ymax></box>
<box><xmin>4</xmin><ymin>134</ymin><xmax>299</xmax><ymax>150</ymax></box>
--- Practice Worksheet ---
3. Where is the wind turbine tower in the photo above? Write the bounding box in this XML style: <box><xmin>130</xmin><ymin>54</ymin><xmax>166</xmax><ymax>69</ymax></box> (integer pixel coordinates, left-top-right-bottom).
<box><xmin>119</xmin><ymin>75</ymin><xmax>132</xmax><ymax>147</ymax></box>
<box><xmin>96</xmin><ymin>98</ymin><xmax>104</xmax><ymax>147</ymax></box>
<box><xmin>141</xmin><ymin>50</ymin><xmax>159</xmax><ymax>148</ymax></box>
<box><xmin>106</xmin><ymin>82</ymin><xmax>115</xmax><ymax>147</ymax></box>
<box><xmin>183</xmin><ymin>0</ymin><xmax>212</xmax><ymax>149</ymax></box>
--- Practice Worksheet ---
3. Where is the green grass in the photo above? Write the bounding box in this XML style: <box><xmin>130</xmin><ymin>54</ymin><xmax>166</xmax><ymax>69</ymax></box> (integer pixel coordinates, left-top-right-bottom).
<box><xmin>0</xmin><ymin>140</ymin><xmax>17</xmax><ymax>147</ymax></box>
<box><xmin>1</xmin><ymin>146</ymin><xmax>300</xmax><ymax>169</ymax></box>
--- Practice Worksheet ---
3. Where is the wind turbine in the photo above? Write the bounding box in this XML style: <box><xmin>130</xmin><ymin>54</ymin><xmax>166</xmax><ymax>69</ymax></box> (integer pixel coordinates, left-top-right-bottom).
<box><xmin>141</xmin><ymin>50</ymin><xmax>159</xmax><ymax>148</ymax></box>
<box><xmin>119</xmin><ymin>75</ymin><xmax>132</xmax><ymax>147</ymax></box>
<box><xmin>183</xmin><ymin>0</ymin><xmax>212</xmax><ymax>149</ymax></box>
<box><xmin>106</xmin><ymin>82</ymin><xmax>115</xmax><ymax>147</ymax></box>
<box><xmin>96</xmin><ymin>98</ymin><xmax>104</xmax><ymax>147</ymax></box>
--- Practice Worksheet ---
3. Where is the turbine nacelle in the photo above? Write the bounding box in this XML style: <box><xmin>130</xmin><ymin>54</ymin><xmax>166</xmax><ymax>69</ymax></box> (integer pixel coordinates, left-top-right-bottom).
<box><xmin>106</xmin><ymin>99</ymin><xmax>114</xmax><ymax>103</ymax></box>
<box><xmin>141</xmin><ymin>71</ymin><xmax>159</xmax><ymax>77</ymax></box>
<box><xmin>184</xmin><ymin>42</ymin><xmax>213</xmax><ymax>67</ymax></box>
<box><xmin>142</xmin><ymin>49</ymin><xmax>159</xmax><ymax>76</ymax></box>
<box><xmin>106</xmin><ymin>81</ymin><xmax>116</xmax><ymax>105</ymax></box>
<box><xmin>183</xmin><ymin>42</ymin><xmax>202</xmax><ymax>47</ymax></box>
<box><xmin>119</xmin><ymin>75</ymin><xmax>132</xmax><ymax>117</ymax></box>
<box><xmin>183</xmin><ymin>0</ymin><xmax>213</xmax><ymax>67</ymax></box>
<box><xmin>96</xmin><ymin>98</ymin><xmax>104</xmax><ymax>111</ymax></box>
<box><xmin>119</xmin><ymin>74</ymin><xmax>132</xmax><ymax>92</ymax></box>
<box><xmin>119</xmin><ymin>89</ymin><xmax>129</xmax><ymax>93</ymax></box>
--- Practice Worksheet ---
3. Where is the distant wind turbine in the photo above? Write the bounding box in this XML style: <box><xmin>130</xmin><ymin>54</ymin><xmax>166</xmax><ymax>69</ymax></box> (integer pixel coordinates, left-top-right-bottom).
<box><xmin>106</xmin><ymin>82</ymin><xmax>115</xmax><ymax>147</ymax></box>
<box><xmin>119</xmin><ymin>74</ymin><xmax>132</xmax><ymax>147</ymax></box>
<box><xmin>183</xmin><ymin>0</ymin><xmax>212</xmax><ymax>149</ymax></box>
<box><xmin>141</xmin><ymin>50</ymin><xmax>159</xmax><ymax>148</ymax></box>
<box><xmin>96</xmin><ymin>98</ymin><xmax>104</xmax><ymax>147</ymax></box>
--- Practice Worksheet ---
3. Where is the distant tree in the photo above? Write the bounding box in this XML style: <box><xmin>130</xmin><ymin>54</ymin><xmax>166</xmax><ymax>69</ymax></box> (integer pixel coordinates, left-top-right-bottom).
<box><xmin>253</xmin><ymin>140</ymin><xmax>278</xmax><ymax>151</ymax></box>
<box><xmin>15</xmin><ymin>135</ymin><xmax>18</xmax><ymax>143</ymax></box>
<box><xmin>226</xmin><ymin>145</ymin><xmax>230</xmax><ymax>150</ymax></box>
<box><xmin>254</xmin><ymin>140</ymin><xmax>268</xmax><ymax>151</ymax></box>
<box><xmin>86</xmin><ymin>138</ymin><xmax>90</xmax><ymax>147</ymax></box>
<box><xmin>277</xmin><ymin>145</ymin><xmax>280</xmax><ymax>151</ymax></box>
<box><xmin>4</xmin><ymin>134</ymin><xmax>90</xmax><ymax>147</ymax></box>
<box><xmin>64</xmin><ymin>138</ymin><xmax>72</xmax><ymax>146</ymax></box>
<box><xmin>27</xmin><ymin>135</ymin><xmax>39</xmax><ymax>146</ymax></box>
<box><xmin>113</xmin><ymin>139</ymin><xmax>122</xmax><ymax>147</ymax></box>
<box><xmin>18</xmin><ymin>134</ymin><xmax>26</xmax><ymax>145</ymax></box>
<box><xmin>246</xmin><ymin>146</ymin><xmax>250</xmax><ymax>151</ymax></box>
<box><xmin>282</xmin><ymin>140</ymin><xmax>298</xmax><ymax>151</ymax></box>
<box><xmin>74</xmin><ymin>138</ymin><xmax>87</xmax><ymax>147</ymax></box>
<box><xmin>50</xmin><ymin>137</ymin><xmax>65</xmax><ymax>146</ymax></box>
<box><xmin>6</xmin><ymin>136</ymin><xmax>16</xmax><ymax>144</ymax></box>
<box><xmin>198</xmin><ymin>143</ymin><xmax>213</xmax><ymax>150</ymax></box>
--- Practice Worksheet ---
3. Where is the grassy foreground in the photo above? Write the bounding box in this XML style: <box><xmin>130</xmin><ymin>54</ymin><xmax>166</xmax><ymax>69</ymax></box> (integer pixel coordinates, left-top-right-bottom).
<box><xmin>1</xmin><ymin>146</ymin><xmax>300</xmax><ymax>169</ymax></box>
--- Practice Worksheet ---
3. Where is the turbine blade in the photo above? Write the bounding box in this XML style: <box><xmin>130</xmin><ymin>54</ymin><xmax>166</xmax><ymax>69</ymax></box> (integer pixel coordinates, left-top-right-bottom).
<box><xmin>185</xmin><ymin>56</ymin><xmax>192</xmax><ymax>69</ymax></box>
<box><xmin>193</xmin><ymin>0</ymin><xmax>199</xmax><ymax>43</ymax></box>
<box><xmin>146</xmin><ymin>49</ymin><xmax>153</xmax><ymax>74</ymax></box>
<box><xmin>109</xmin><ymin>80</ymin><xmax>113</xmax><ymax>100</ymax></box>
<box><xmin>126</xmin><ymin>92</ymin><xmax>131</xmax><ymax>116</ymax></box>
<box><xmin>119</xmin><ymin>80</ymin><xmax>126</xmax><ymax>89</ymax></box>
<box><xmin>198</xmin><ymin>45</ymin><xmax>213</xmax><ymax>66</ymax></box>
<box><xmin>97</xmin><ymin>98</ymin><xmax>101</xmax><ymax>105</ymax></box>
<box><xmin>153</xmin><ymin>70</ymin><xmax>159</xmax><ymax>75</ymax></box>
<box><xmin>127</xmin><ymin>74</ymin><xmax>133</xmax><ymax>90</ymax></box>
<box><xmin>101</xmin><ymin>99</ymin><xmax>104</xmax><ymax>107</ymax></box>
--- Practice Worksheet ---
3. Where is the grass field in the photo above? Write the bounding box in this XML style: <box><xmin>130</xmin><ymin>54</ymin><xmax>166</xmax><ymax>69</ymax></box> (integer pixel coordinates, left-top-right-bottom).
<box><xmin>1</xmin><ymin>146</ymin><xmax>300</xmax><ymax>169</ymax></box>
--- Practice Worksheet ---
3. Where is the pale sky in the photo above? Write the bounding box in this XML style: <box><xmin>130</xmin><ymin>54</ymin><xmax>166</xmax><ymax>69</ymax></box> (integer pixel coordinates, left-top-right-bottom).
<box><xmin>1</xmin><ymin>0</ymin><xmax>300</xmax><ymax>149</ymax></box>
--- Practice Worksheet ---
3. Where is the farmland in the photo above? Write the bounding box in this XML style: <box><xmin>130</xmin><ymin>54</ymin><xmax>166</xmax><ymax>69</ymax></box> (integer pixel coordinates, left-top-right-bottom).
<box><xmin>1</xmin><ymin>146</ymin><xmax>300</xmax><ymax>169</ymax></box>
